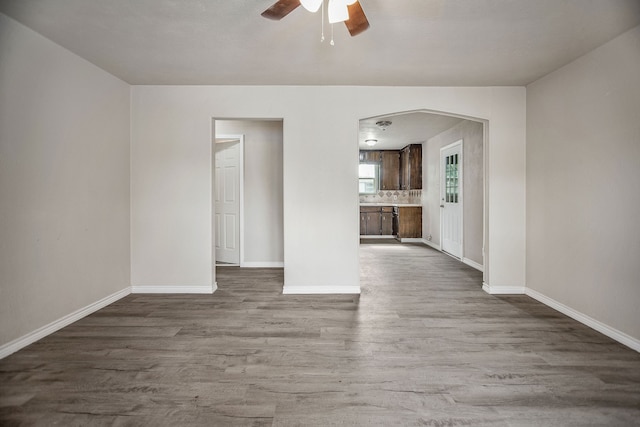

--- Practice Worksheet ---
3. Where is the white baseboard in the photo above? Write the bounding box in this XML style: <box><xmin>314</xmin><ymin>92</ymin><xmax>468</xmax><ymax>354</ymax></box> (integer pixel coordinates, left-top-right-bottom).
<box><xmin>240</xmin><ymin>262</ymin><xmax>284</xmax><ymax>268</ymax></box>
<box><xmin>398</xmin><ymin>238</ymin><xmax>423</xmax><ymax>243</ymax></box>
<box><xmin>421</xmin><ymin>239</ymin><xmax>441</xmax><ymax>251</ymax></box>
<box><xmin>525</xmin><ymin>288</ymin><xmax>640</xmax><ymax>353</ymax></box>
<box><xmin>0</xmin><ymin>287</ymin><xmax>131</xmax><ymax>359</ymax></box>
<box><xmin>462</xmin><ymin>257</ymin><xmax>484</xmax><ymax>272</ymax></box>
<box><xmin>482</xmin><ymin>283</ymin><xmax>526</xmax><ymax>294</ymax></box>
<box><xmin>282</xmin><ymin>285</ymin><xmax>361</xmax><ymax>295</ymax></box>
<box><xmin>360</xmin><ymin>235</ymin><xmax>396</xmax><ymax>239</ymax></box>
<box><xmin>131</xmin><ymin>284</ymin><xmax>216</xmax><ymax>294</ymax></box>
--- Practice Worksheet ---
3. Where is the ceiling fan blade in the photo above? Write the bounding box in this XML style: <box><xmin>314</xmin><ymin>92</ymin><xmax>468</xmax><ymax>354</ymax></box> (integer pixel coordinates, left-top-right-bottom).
<box><xmin>345</xmin><ymin>1</ymin><xmax>369</xmax><ymax>36</ymax></box>
<box><xmin>261</xmin><ymin>0</ymin><xmax>301</xmax><ymax>20</ymax></box>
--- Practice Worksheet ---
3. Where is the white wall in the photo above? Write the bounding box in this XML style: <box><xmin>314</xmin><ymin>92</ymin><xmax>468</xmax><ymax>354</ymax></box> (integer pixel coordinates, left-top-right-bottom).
<box><xmin>423</xmin><ymin>120</ymin><xmax>484</xmax><ymax>266</ymax></box>
<box><xmin>131</xmin><ymin>86</ymin><xmax>526</xmax><ymax>293</ymax></box>
<box><xmin>0</xmin><ymin>14</ymin><xmax>130</xmax><ymax>346</ymax></box>
<box><xmin>215</xmin><ymin>120</ymin><xmax>284</xmax><ymax>266</ymax></box>
<box><xmin>527</xmin><ymin>25</ymin><xmax>640</xmax><ymax>344</ymax></box>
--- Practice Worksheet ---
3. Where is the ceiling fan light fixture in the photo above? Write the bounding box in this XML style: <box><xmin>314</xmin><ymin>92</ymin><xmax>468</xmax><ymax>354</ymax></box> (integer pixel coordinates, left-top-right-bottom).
<box><xmin>261</xmin><ymin>0</ymin><xmax>370</xmax><ymax>38</ymax></box>
<box><xmin>300</xmin><ymin>0</ymin><xmax>323</xmax><ymax>13</ymax></box>
<box><xmin>365</xmin><ymin>139</ymin><xmax>377</xmax><ymax>147</ymax></box>
<box><xmin>328</xmin><ymin>0</ymin><xmax>349</xmax><ymax>23</ymax></box>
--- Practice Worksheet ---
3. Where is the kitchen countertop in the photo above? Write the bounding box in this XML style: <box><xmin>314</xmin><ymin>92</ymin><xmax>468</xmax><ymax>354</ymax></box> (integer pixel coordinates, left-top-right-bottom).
<box><xmin>360</xmin><ymin>203</ymin><xmax>422</xmax><ymax>207</ymax></box>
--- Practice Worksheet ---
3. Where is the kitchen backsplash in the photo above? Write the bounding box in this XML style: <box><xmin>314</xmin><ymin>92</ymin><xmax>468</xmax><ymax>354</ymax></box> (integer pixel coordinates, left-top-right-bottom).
<box><xmin>359</xmin><ymin>190</ymin><xmax>423</xmax><ymax>204</ymax></box>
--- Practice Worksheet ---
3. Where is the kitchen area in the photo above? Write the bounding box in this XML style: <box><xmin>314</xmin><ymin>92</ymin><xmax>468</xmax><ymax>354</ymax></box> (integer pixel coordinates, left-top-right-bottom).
<box><xmin>359</xmin><ymin>111</ymin><xmax>485</xmax><ymax>272</ymax></box>
<box><xmin>359</xmin><ymin>118</ymin><xmax>424</xmax><ymax>242</ymax></box>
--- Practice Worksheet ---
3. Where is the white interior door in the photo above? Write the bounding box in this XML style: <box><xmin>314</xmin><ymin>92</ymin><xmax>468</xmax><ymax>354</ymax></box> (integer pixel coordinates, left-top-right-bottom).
<box><xmin>215</xmin><ymin>139</ymin><xmax>241</xmax><ymax>265</ymax></box>
<box><xmin>441</xmin><ymin>141</ymin><xmax>463</xmax><ymax>258</ymax></box>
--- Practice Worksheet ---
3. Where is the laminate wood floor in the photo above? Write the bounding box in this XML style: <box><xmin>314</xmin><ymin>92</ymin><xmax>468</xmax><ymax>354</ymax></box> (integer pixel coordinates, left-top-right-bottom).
<box><xmin>2</xmin><ymin>242</ymin><xmax>639</xmax><ymax>426</ymax></box>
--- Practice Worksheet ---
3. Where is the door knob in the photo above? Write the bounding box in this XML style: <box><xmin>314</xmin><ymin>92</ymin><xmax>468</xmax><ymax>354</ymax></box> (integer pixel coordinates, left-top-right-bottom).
<box><xmin>440</xmin><ymin>205</ymin><xmax>444</xmax><ymax>208</ymax></box>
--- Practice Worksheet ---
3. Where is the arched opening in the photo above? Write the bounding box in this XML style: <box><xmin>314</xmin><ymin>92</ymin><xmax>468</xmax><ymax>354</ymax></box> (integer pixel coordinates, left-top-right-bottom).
<box><xmin>357</xmin><ymin>109</ymin><xmax>489</xmax><ymax>287</ymax></box>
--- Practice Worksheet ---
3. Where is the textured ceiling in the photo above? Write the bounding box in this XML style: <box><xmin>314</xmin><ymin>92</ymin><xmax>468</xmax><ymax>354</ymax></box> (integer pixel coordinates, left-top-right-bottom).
<box><xmin>1</xmin><ymin>0</ymin><xmax>639</xmax><ymax>86</ymax></box>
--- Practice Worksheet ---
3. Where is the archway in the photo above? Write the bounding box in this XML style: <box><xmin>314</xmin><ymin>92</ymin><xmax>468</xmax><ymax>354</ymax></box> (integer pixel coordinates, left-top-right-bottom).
<box><xmin>357</xmin><ymin>109</ymin><xmax>489</xmax><ymax>286</ymax></box>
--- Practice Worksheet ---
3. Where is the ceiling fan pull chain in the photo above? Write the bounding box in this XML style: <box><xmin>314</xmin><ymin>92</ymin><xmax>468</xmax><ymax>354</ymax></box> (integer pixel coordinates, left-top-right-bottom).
<box><xmin>330</xmin><ymin>23</ymin><xmax>335</xmax><ymax>46</ymax></box>
<box><xmin>320</xmin><ymin>0</ymin><xmax>325</xmax><ymax>42</ymax></box>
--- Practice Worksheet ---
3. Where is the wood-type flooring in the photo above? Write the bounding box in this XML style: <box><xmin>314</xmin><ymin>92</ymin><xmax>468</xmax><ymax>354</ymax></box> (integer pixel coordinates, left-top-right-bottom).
<box><xmin>1</xmin><ymin>241</ymin><xmax>639</xmax><ymax>426</ymax></box>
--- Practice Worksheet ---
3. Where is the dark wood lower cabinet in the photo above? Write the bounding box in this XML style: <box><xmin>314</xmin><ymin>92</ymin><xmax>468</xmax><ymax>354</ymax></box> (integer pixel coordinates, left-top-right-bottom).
<box><xmin>365</xmin><ymin>212</ymin><xmax>381</xmax><ymax>235</ymax></box>
<box><xmin>397</xmin><ymin>207</ymin><xmax>422</xmax><ymax>238</ymax></box>
<box><xmin>360</xmin><ymin>207</ymin><xmax>381</xmax><ymax>235</ymax></box>
<box><xmin>381</xmin><ymin>207</ymin><xmax>393</xmax><ymax>235</ymax></box>
<box><xmin>360</xmin><ymin>206</ymin><xmax>394</xmax><ymax>236</ymax></box>
<box><xmin>361</xmin><ymin>206</ymin><xmax>419</xmax><ymax>237</ymax></box>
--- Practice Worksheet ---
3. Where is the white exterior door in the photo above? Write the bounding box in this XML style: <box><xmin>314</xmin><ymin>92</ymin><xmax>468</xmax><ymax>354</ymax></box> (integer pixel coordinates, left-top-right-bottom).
<box><xmin>440</xmin><ymin>141</ymin><xmax>463</xmax><ymax>258</ymax></box>
<box><xmin>215</xmin><ymin>140</ymin><xmax>241</xmax><ymax>265</ymax></box>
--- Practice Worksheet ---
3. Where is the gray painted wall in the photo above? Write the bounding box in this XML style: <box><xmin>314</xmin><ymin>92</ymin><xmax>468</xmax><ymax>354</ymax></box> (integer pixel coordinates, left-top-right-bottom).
<box><xmin>215</xmin><ymin>120</ymin><xmax>284</xmax><ymax>265</ymax></box>
<box><xmin>0</xmin><ymin>15</ymin><xmax>131</xmax><ymax>346</ymax></box>
<box><xmin>527</xmin><ymin>25</ymin><xmax>640</xmax><ymax>341</ymax></box>
<box><xmin>423</xmin><ymin>120</ymin><xmax>484</xmax><ymax>266</ymax></box>
<box><xmin>131</xmin><ymin>86</ymin><xmax>525</xmax><ymax>292</ymax></box>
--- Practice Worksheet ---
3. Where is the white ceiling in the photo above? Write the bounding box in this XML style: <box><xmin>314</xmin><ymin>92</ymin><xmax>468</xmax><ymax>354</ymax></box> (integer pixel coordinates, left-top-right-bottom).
<box><xmin>3</xmin><ymin>1</ymin><xmax>638</xmax><ymax>148</ymax></box>
<box><xmin>359</xmin><ymin>112</ymin><xmax>464</xmax><ymax>150</ymax></box>
<box><xmin>1</xmin><ymin>0</ymin><xmax>639</xmax><ymax>86</ymax></box>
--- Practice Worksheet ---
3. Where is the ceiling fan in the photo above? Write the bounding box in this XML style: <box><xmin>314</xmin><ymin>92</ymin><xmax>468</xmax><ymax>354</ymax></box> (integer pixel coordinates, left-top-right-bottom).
<box><xmin>261</xmin><ymin>0</ymin><xmax>370</xmax><ymax>37</ymax></box>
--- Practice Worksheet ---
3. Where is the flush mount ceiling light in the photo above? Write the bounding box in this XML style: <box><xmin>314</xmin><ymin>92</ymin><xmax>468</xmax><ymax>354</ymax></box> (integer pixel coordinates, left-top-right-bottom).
<box><xmin>376</xmin><ymin>120</ymin><xmax>392</xmax><ymax>131</ymax></box>
<box><xmin>365</xmin><ymin>139</ymin><xmax>377</xmax><ymax>147</ymax></box>
<box><xmin>262</xmin><ymin>0</ymin><xmax>370</xmax><ymax>45</ymax></box>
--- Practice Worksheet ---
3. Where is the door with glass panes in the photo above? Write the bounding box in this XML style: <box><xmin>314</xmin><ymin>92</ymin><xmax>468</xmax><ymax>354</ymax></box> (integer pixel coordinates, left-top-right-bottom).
<box><xmin>440</xmin><ymin>141</ymin><xmax>463</xmax><ymax>258</ymax></box>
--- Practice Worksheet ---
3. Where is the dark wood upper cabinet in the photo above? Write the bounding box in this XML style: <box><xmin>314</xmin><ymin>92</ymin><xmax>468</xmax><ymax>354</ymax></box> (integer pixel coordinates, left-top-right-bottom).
<box><xmin>399</xmin><ymin>148</ymin><xmax>408</xmax><ymax>189</ymax></box>
<box><xmin>380</xmin><ymin>151</ymin><xmax>400</xmax><ymax>190</ymax></box>
<box><xmin>359</xmin><ymin>150</ymin><xmax>381</xmax><ymax>163</ymax></box>
<box><xmin>400</xmin><ymin>144</ymin><xmax>422</xmax><ymax>190</ymax></box>
<box><xmin>361</xmin><ymin>146</ymin><xmax>420</xmax><ymax>191</ymax></box>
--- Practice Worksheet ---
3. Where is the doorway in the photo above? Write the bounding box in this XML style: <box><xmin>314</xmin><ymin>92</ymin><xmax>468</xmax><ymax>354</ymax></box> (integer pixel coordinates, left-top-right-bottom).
<box><xmin>358</xmin><ymin>109</ymin><xmax>486</xmax><ymax>283</ymax></box>
<box><xmin>212</xmin><ymin>118</ymin><xmax>285</xmax><ymax>279</ymax></box>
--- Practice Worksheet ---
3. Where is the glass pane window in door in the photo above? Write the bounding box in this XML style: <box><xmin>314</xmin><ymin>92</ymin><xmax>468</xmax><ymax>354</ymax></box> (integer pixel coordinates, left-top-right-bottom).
<box><xmin>445</xmin><ymin>154</ymin><xmax>459</xmax><ymax>203</ymax></box>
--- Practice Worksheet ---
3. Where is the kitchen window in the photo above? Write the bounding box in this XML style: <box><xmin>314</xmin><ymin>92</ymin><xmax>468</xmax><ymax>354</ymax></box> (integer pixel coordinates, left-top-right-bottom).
<box><xmin>359</xmin><ymin>163</ymin><xmax>379</xmax><ymax>194</ymax></box>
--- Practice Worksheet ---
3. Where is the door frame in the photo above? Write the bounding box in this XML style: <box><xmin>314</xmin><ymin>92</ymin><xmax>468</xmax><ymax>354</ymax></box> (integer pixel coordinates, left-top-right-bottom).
<box><xmin>213</xmin><ymin>133</ymin><xmax>245</xmax><ymax>267</ymax></box>
<box><xmin>440</xmin><ymin>139</ymin><xmax>464</xmax><ymax>259</ymax></box>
